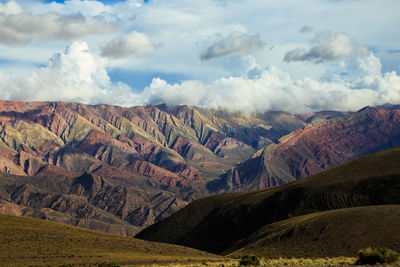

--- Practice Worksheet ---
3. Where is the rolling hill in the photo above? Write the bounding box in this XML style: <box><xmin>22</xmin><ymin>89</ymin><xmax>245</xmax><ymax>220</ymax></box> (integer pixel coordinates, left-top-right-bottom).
<box><xmin>0</xmin><ymin>213</ymin><xmax>227</xmax><ymax>267</ymax></box>
<box><xmin>136</xmin><ymin>146</ymin><xmax>400</xmax><ymax>257</ymax></box>
<box><xmin>228</xmin><ymin>205</ymin><xmax>400</xmax><ymax>258</ymax></box>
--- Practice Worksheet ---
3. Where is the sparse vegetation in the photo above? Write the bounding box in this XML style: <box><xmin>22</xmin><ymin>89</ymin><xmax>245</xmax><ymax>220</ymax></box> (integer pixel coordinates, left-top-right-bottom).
<box><xmin>98</xmin><ymin>263</ymin><xmax>120</xmax><ymax>267</ymax></box>
<box><xmin>0</xmin><ymin>214</ymin><xmax>226</xmax><ymax>267</ymax></box>
<box><xmin>261</xmin><ymin>257</ymin><xmax>356</xmax><ymax>267</ymax></box>
<box><xmin>355</xmin><ymin>247</ymin><xmax>400</xmax><ymax>265</ymax></box>
<box><xmin>135</xmin><ymin>257</ymin><xmax>356</xmax><ymax>266</ymax></box>
<box><xmin>135</xmin><ymin>262</ymin><xmax>238</xmax><ymax>267</ymax></box>
<box><xmin>239</xmin><ymin>255</ymin><xmax>260</xmax><ymax>266</ymax></box>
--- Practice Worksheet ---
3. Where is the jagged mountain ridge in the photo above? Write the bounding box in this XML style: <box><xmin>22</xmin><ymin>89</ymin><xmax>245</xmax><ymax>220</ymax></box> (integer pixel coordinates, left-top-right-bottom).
<box><xmin>1</xmin><ymin>100</ymin><xmax>400</xmax><ymax>236</ymax></box>
<box><xmin>0</xmin><ymin>100</ymin><xmax>307</xmax><ymax>182</ymax></box>
<box><xmin>213</xmin><ymin>106</ymin><xmax>400</xmax><ymax>191</ymax></box>
<box><xmin>0</xmin><ymin>100</ymin><xmax>308</xmax><ymax>233</ymax></box>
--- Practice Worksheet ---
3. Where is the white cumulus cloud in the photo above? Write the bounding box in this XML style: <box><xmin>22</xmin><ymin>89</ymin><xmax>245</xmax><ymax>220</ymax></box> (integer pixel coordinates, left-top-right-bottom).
<box><xmin>0</xmin><ymin>1</ymin><xmax>115</xmax><ymax>46</ymax></box>
<box><xmin>1</xmin><ymin>34</ymin><xmax>400</xmax><ymax>115</ymax></box>
<box><xmin>101</xmin><ymin>31</ymin><xmax>155</xmax><ymax>58</ymax></box>
<box><xmin>200</xmin><ymin>31</ymin><xmax>265</xmax><ymax>60</ymax></box>
<box><xmin>284</xmin><ymin>31</ymin><xmax>369</xmax><ymax>63</ymax></box>
<box><xmin>0</xmin><ymin>41</ymin><xmax>127</xmax><ymax>104</ymax></box>
<box><xmin>139</xmin><ymin>78</ymin><xmax>207</xmax><ymax>106</ymax></box>
<box><xmin>139</xmin><ymin>54</ymin><xmax>400</xmax><ymax>114</ymax></box>
<box><xmin>0</xmin><ymin>0</ymin><xmax>22</xmax><ymax>15</ymax></box>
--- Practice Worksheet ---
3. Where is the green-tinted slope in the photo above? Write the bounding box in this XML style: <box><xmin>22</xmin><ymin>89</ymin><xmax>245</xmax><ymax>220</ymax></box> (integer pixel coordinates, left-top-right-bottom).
<box><xmin>0</xmin><ymin>214</ymin><xmax>224</xmax><ymax>267</ymax></box>
<box><xmin>0</xmin><ymin>120</ymin><xmax>64</xmax><ymax>151</ymax></box>
<box><xmin>136</xmin><ymin>146</ymin><xmax>400</xmax><ymax>254</ymax></box>
<box><xmin>228</xmin><ymin>205</ymin><xmax>400</xmax><ymax>258</ymax></box>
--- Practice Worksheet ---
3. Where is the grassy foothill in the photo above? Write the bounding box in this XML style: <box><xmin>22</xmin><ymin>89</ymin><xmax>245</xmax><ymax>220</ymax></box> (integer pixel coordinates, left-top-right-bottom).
<box><xmin>0</xmin><ymin>214</ymin><xmax>227</xmax><ymax>267</ymax></box>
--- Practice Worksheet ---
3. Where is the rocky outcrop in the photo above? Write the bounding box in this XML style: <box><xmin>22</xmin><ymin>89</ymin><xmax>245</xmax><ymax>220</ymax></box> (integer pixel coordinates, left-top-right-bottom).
<box><xmin>0</xmin><ymin>199</ymin><xmax>22</xmax><ymax>216</ymax></box>
<box><xmin>0</xmin><ymin>173</ymin><xmax>189</xmax><ymax>235</ymax></box>
<box><xmin>168</xmin><ymin>163</ymin><xmax>199</xmax><ymax>180</ymax></box>
<box><xmin>127</xmin><ymin>160</ymin><xmax>197</xmax><ymax>188</ymax></box>
<box><xmin>170</xmin><ymin>136</ymin><xmax>217</xmax><ymax>161</ymax></box>
<box><xmin>213</xmin><ymin>138</ymin><xmax>254</xmax><ymax>160</ymax></box>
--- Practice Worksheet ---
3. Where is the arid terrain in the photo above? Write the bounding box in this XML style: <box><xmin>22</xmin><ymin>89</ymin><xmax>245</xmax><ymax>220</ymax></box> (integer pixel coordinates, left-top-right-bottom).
<box><xmin>1</xmin><ymin>1</ymin><xmax>399</xmax><ymax>266</ymax></box>
<box><xmin>0</xmin><ymin>101</ymin><xmax>399</xmax><ymax>267</ymax></box>
<box><xmin>137</xmin><ymin>146</ymin><xmax>400</xmax><ymax>258</ymax></box>
<box><xmin>1</xmin><ymin>100</ymin><xmax>400</xmax><ymax>236</ymax></box>
<box><xmin>0</xmin><ymin>213</ymin><xmax>230</xmax><ymax>267</ymax></box>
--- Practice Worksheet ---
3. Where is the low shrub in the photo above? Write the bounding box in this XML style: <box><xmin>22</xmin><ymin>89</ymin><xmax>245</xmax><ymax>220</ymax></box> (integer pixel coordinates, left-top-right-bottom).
<box><xmin>239</xmin><ymin>255</ymin><xmax>260</xmax><ymax>266</ymax></box>
<box><xmin>97</xmin><ymin>263</ymin><xmax>120</xmax><ymax>267</ymax></box>
<box><xmin>355</xmin><ymin>247</ymin><xmax>400</xmax><ymax>265</ymax></box>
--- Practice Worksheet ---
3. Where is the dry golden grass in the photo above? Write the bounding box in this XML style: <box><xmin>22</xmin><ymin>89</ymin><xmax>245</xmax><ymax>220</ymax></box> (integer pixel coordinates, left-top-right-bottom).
<box><xmin>132</xmin><ymin>261</ymin><xmax>238</xmax><ymax>267</ymax></box>
<box><xmin>260</xmin><ymin>257</ymin><xmax>355</xmax><ymax>266</ymax></box>
<box><xmin>227</xmin><ymin>205</ymin><xmax>400</xmax><ymax>259</ymax></box>
<box><xmin>130</xmin><ymin>257</ymin><xmax>356</xmax><ymax>266</ymax></box>
<box><xmin>0</xmin><ymin>214</ymin><xmax>226</xmax><ymax>267</ymax></box>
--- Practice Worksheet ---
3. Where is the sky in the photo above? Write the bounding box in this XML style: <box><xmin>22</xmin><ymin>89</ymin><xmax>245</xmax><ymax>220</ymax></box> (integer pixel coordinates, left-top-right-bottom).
<box><xmin>0</xmin><ymin>0</ymin><xmax>399</xmax><ymax>114</ymax></box>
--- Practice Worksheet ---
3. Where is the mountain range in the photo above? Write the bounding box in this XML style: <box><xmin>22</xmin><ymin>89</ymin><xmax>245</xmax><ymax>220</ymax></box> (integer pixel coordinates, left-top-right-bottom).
<box><xmin>137</xmin><ymin>146</ymin><xmax>400</xmax><ymax>258</ymax></box>
<box><xmin>0</xmin><ymin>100</ymin><xmax>400</xmax><ymax>235</ymax></box>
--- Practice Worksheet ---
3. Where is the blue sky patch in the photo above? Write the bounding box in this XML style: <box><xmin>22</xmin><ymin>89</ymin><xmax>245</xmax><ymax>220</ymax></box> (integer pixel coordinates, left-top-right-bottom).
<box><xmin>43</xmin><ymin>0</ymin><xmax>126</xmax><ymax>3</ymax></box>
<box><xmin>108</xmin><ymin>69</ymin><xmax>190</xmax><ymax>92</ymax></box>
<box><xmin>388</xmin><ymin>49</ymin><xmax>400</xmax><ymax>54</ymax></box>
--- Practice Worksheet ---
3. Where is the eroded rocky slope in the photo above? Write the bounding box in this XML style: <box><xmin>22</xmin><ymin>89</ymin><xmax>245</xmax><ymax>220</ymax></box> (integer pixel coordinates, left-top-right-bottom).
<box><xmin>0</xmin><ymin>100</ymin><xmax>307</xmax><ymax>233</ymax></box>
<box><xmin>213</xmin><ymin>106</ymin><xmax>400</xmax><ymax>191</ymax></box>
<box><xmin>1</xmin><ymin>100</ymin><xmax>400</xmax><ymax>235</ymax></box>
<box><xmin>0</xmin><ymin>100</ymin><xmax>306</xmax><ymax>182</ymax></box>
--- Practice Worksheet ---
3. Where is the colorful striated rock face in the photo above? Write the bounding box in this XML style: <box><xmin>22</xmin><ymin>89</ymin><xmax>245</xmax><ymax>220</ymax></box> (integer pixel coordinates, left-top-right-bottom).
<box><xmin>0</xmin><ymin>100</ymin><xmax>309</xmax><ymax>182</ymax></box>
<box><xmin>0</xmin><ymin>100</ymin><xmax>308</xmax><ymax>234</ymax></box>
<box><xmin>214</xmin><ymin>106</ymin><xmax>400</xmax><ymax>191</ymax></box>
<box><xmin>1</xmin><ymin>100</ymin><xmax>400</xmax><ymax>235</ymax></box>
